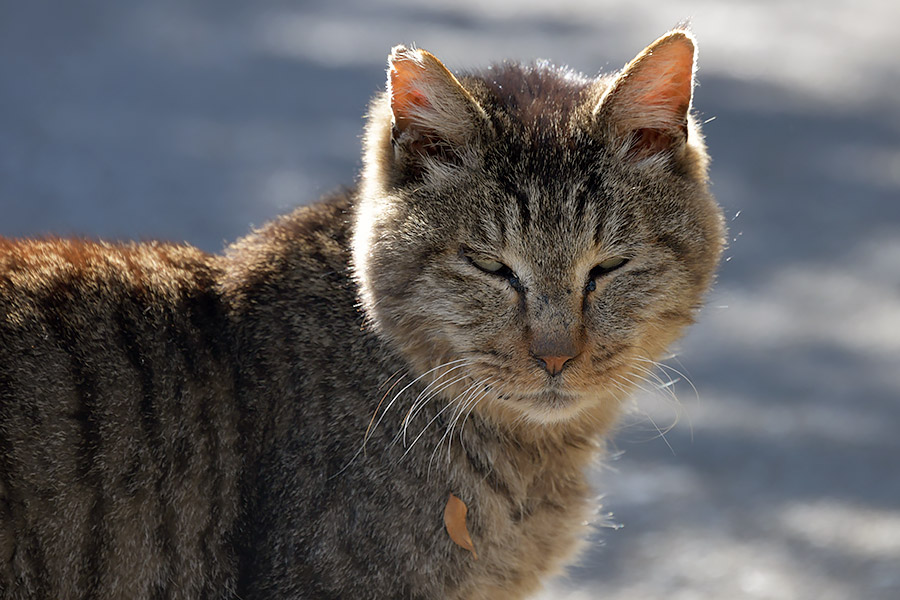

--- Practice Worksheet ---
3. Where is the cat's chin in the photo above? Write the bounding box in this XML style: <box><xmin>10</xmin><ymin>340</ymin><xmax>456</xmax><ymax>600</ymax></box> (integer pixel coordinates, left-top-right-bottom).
<box><xmin>502</xmin><ymin>389</ymin><xmax>594</xmax><ymax>425</ymax></box>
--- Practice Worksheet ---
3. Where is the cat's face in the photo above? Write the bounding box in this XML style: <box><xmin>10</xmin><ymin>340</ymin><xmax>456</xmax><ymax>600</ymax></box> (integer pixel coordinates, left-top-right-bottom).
<box><xmin>354</xmin><ymin>32</ymin><xmax>724</xmax><ymax>428</ymax></box>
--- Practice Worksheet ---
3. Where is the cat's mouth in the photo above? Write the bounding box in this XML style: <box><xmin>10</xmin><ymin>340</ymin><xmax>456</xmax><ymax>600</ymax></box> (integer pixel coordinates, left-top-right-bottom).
<box><xmin>499</xmin><ymin>387</ymin><xmax>589</xmax><ymax>424</ymax></box>
<box><xmin>460</xmin><ymin>352</ymin><xmax>622</xmax><ymax>423</ymax></box>
<box><xmin>528</xmin><ymin>389</ymin><xmax>579</xmax><ymax>405</ymax></box>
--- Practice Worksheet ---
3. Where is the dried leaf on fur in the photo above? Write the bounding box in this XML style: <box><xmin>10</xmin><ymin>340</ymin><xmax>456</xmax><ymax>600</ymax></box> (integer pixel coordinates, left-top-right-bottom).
<box><xmin>444</xmin><ymin>493</ymin><xmax>478</xmax><ymax>560</ymax></box>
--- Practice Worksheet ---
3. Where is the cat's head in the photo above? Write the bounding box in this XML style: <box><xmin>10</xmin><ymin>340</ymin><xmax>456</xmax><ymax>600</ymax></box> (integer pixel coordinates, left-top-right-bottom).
<box><xmin>353</xmin><ymin>30</ymin><xmax>724</xmax><ymax>430</ymax></box>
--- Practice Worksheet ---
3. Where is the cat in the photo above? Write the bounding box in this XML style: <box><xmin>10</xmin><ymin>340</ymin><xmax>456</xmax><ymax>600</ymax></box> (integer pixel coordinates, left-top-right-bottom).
<box><xmin>0</xmin><ymin>28</ymin><xmax>724</xmax><ymax>599</ymax></box>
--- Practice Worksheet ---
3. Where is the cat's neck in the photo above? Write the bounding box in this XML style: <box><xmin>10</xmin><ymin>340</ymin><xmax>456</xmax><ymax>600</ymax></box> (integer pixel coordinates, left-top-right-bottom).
<box><xmin>448</xmin><ymin>382</ymin><xmax>613</xmax><ymax>485</ymax></box>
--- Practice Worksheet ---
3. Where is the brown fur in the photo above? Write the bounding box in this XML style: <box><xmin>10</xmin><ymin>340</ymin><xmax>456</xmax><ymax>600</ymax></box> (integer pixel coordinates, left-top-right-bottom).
<box><xmin>0</xmin><ymin>30</ymin><xmax>723</xmax><ymax>599</ymax></box>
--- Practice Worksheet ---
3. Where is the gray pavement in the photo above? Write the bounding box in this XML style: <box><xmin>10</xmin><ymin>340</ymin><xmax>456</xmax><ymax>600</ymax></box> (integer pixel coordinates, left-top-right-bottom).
<box><xmin>1</xmin><ymin>1</ymin><xmax>898</xmax><ymax>598</ymax></box>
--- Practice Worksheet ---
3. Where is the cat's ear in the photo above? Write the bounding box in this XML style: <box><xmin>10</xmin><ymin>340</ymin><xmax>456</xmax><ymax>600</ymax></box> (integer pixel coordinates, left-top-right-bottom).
<box><xmin>594</xmin><ymin>30</ymin><xmax>696</xmax><ymax>161</ymax></box>
<box><xmin>388</xmin><ymin>45</ymin><xmax>489</xmax><ymax>158</ymax></box>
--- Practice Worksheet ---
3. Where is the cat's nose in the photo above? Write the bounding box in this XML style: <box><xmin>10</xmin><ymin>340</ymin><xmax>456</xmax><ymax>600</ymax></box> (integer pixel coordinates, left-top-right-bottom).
<box><xmin>530</xmin><ymin>331</ymin><xmax>579</xmax><ymax>376</ymax></box>
<box><xmin>535</xmin><ymin>354</ymin><xmax>575</xmax><ymax>376</ymax></box>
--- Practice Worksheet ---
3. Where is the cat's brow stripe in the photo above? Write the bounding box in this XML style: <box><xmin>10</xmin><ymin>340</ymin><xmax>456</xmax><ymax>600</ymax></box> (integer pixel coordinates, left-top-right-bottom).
<box><xmin>515</xmin><ymin>189</ymin><xmax>531</xmax><ymax>230</ymax></box>
<box><xmin>574</xmin><ymin>189</ymin><xmax>589</xmax><ymax>225</ymax></box>
<box><xmin>588</xmin><ymin>178</ymin><xmax>609</xmax><ymax>246</ymax></box>
<box><xmin>496</xmin><ymin>207</ymin><xmax>508</xmax><ymax>247</ymax></box>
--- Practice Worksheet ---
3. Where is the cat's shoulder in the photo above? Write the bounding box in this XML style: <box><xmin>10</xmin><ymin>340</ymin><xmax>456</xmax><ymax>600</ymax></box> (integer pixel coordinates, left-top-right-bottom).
<box><xmin>218</xmin><ymin>190</ymin><xmax>359</xmax><ymax>333</ymax></box>
<box><xmin>222</xmin><ymin>190</ymin><xmax>354</xmax><ymax>285</ymax></box>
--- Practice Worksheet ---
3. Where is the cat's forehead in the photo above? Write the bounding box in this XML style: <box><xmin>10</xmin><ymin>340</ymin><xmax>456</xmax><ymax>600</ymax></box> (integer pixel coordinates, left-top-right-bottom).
<box><xmin>460</xmin><ymin>175</ymin><xmax>628</xmax><ymax>277</ymax></box>
<box><xmin>464</xmin><ymin>62</ymin><xmax>596</xmax><ymax>131</ymax></box>
<box><xmin>463</xmin><ymin>64</ymin><xmax>615</xmax><ymax>196</ymax></box>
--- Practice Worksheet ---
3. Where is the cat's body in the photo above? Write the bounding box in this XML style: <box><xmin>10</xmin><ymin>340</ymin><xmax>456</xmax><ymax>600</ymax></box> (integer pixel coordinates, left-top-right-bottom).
<box><xmin>0</xmin><ymin>198</ymin><xmax>595</xmax><ymax>600</ymax></box>
<box><xmin>0</xmin><ymin>31</ymin><xmax>724</xmax><ymax>599</ymax></box>
<box><xmin>0</xmin><ymin>238</ymin><xmax>241</xmax><ymax>597</ymax></box>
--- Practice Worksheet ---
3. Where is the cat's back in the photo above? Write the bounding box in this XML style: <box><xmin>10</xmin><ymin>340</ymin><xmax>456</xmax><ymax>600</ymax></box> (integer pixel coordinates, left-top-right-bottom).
<box><xmin>0</xmin><ymin>236</ymin><xmax>231</xmax><ymax>391</ymax></box>
<box><xmin>0</xmin><ymin>236</ymin><xmax>222</xmax><ymax>327</ymax></box>
<box><xmin>0</xmin><ymin>237</ymin><xmax>242</xmax><ymax>599</ymax></box>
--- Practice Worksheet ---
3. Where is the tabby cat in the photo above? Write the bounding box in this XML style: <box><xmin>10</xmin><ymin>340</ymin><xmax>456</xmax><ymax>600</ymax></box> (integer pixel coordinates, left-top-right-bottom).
<box><xmin>0</xmin><ymin>29</ymin><xmax>724</xmax><ymax>599</ymax></box>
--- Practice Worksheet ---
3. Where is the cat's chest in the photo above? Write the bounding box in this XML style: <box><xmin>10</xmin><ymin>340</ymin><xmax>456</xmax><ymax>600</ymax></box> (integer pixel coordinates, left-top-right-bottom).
<box><xmin>442</xmin><ymin>452</ymin><xmax>594</xmax><ymax>599</ymax></box>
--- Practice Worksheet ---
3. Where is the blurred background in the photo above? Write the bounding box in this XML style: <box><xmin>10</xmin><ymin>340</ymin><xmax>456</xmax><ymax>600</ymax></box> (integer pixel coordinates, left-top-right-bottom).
<box><xmin>1</xmin><ymin>1</ymin><xmax>898</xmax><ymax>598</ymax></box>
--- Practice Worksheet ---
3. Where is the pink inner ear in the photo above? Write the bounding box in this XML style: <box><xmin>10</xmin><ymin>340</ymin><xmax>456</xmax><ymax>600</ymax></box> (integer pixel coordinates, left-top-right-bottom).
<box><xmin>632</xmin><ymin>40</ymin><xmax>694</xmax><ymax>121</ymax></box>
<box><xmin>629</xmin><ymin>128</ymin><xmax>674</xmax><ymax>160</ymax></box>
<box><xmin>390</xmin><ymin>61</ymin><xmax>433</xmax><ymax>132</ymax></box>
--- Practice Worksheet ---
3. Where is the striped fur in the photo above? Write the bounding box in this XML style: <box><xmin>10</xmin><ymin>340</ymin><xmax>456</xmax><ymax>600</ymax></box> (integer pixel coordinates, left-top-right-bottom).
<box><xmin>0</xmin><ymin>30</ymin><xmax>723</xmax><ymax>599</ymax></box>
<box><xmin>0</xmin><ymin>240</ymin><xmax>240</xmax><ymax>598</ymax></box>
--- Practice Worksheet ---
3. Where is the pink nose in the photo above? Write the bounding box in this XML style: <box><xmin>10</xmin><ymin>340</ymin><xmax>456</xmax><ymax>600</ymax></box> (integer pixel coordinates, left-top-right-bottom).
<box><xmin>536</xmin><ymin>355</ymin><xmax>574</xmax><ymax>376</ymax></box>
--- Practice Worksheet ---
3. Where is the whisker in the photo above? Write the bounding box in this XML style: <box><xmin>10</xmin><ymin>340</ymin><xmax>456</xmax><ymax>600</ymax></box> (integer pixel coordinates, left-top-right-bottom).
<box><xmin>630</xmin><ymin>363</ymin><xmax>681</xmax><ymax>408</ymax></box>
<box><xmin>632</xmin><ymin>356</ymin><xmax>699</xmax><ymax>440</ymax></box>
<box><xmin>617</xmin><ymin>372</ymin><xmax>662</xmax><ymax>399</ymax></box>
<box><xmin>436</xmin><ymin>378</ymin><xmax>494</xmax><ymax>469</ymax></box>
<box><xmin>399</xmin><ymin>370</ymin><xmax>472</xmax><ymax>447</ymax></box>
<box><xmin>636</xmin><ymin>357</ymin><xmax>700</xmax><ymax>405</ymax></box>
<box><xmin>409</xmin><ymin>376</ymin><xmax>483</xmax><ymax>435</ymax></box>
<box><xmin>365</xmin><ymin>358</ymin><xmax>470</xmax><ymax>448</ymax></box>
<box><xmin>613</xmin><ymin>372</ymin><xmax>680</xmax><ymax>449</ymax></box>
<box><xmin>456</xmin><ymin>380</ymin><xmax>500</xmax><ymax>458</ymax></box>
<box><xmin>332</xmin><ymin>358</ymin><xmax>470</xmax><ymax>480</ymax></box>
<box><xmin>400</xmin><ymin>377</ymin><xmax>484</xmax><ymax>462</ymax></box>
<box><xmin>364</xmin><ymin>370</ymin><xmax>407</xmax><ymax>455</ymax></box>
<box><xmin>377</xmin><ymin>368</ymin><xmax>406</xmax><ymax>392</ymax></box>
<box><xmin>644</xmin><ymin>411</ymin><xmax>677</xmax><ymax>456</ymax></box>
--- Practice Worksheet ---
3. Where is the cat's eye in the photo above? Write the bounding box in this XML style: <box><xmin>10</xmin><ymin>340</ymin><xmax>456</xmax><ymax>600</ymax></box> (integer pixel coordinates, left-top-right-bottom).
<box><xmin>470</xmin><ymin>257</ymin><xmax>505</xmax><ymax>273</ymax></box>
<box><xmin>463</xmin><ymin>251</ymin><xmax>523</xmax><ymax>292</ymax></box>
<box><xmin>586</xmin><ymin>257</ymin><xmax>629</xmax><ymax>292</ymax></box>
<box><xmin>597</xmin><ymin>257</ymin><xmax>627</xmax><ymax>271</ymax></box>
